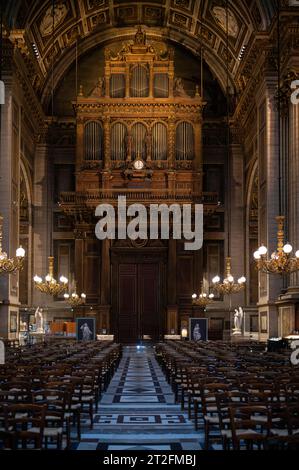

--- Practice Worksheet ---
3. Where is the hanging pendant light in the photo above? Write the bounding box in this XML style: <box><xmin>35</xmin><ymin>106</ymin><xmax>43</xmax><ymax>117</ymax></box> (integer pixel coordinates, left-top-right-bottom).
<box><xmin>64</xmin><ymin>282</ymin><xmax>86</xmax><ymax>307</ymax></box>
<box><xmin>253</xmin><ymin>220</ymin><xmax>299</xmax><ymax>276</ymax></box>
<box><xmin>212</xmin><ymin>257</ymin><xmax>246</xmax><ymax>295</ymax></box>
<box><xmin>34</xmin><ymin>256</ymin><xmax>68</xmax><ymax>296</ymax></box>
<box><xmin>192</xmin><ymin>281</ymin><xmax>215</xmax><ymax>309</ymax></box>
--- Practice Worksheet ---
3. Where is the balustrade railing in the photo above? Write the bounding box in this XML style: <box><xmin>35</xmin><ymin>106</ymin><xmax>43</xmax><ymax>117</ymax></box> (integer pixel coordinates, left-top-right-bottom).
<box><xmin>60</xmin><ymin>190</ymin><xmax>219</xmax><ymax>206</ymax></box>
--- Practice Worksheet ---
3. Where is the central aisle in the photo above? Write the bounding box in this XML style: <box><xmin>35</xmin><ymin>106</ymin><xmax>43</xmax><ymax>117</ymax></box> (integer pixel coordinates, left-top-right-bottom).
<box><xmin>76</xmin><ymin>345</ymin><xmax>202</xmax><ymax>451</ymax></box>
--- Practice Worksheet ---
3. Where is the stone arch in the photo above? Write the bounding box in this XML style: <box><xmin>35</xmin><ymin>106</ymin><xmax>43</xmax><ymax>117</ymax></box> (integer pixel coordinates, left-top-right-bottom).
<box><xmin>40</xmin><ymin>28</ymin><xmax>236</xmax><ymax>109</ymax></box>
<box><xmin>19</xmin><ymin>160</ymin><xmax>33</xmax><ymax>306</ymax></box>
<box><xmin>245</xmin><ymin>161</ymin><xmax>259</xmax><ymax>306</ymax></box>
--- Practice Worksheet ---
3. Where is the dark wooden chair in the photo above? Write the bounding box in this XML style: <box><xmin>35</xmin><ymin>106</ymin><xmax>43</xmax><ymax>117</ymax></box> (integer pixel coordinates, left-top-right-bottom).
<box><xmin>4</xmin><ymin>404</ymin><xmax>46</xmax><ymax>450</ymax></box>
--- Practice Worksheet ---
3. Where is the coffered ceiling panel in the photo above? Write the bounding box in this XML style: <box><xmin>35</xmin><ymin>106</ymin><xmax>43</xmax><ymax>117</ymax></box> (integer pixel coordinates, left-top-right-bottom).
<box><xmin>3</xmin><ymin>0</ymin><xmax>277</xmax><ymax>100</ymax></box>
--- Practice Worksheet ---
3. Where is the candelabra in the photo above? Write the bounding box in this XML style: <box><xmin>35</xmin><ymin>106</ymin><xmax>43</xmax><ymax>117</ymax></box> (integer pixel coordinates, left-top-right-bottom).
<box><xmin>192</xmin><ymin>282</ymin><xmax>215</xmax><ymax>309</ymax></box>
<box><xmin>253</xmin><ymin>216</ymin><xmax>299</xmax><ymax>275</ymax></box>
<box><xmin>0</xmin><ymin>215</ymin><xmax>25</xmax><ymax>275</ymax></box>
<box><xmin>64</xmin><ymin>290</ymin><xmax>86</xmax><ymax>307</ymax></box>
<box><xmin>212</xmin><ymin>257</ymin><xmax>246</xmax><ymax>295</ymax></box>
<box><xmin>34</xmin><ymin>256</ymin><xmax>68</xmax><ymax>296</ymax></box>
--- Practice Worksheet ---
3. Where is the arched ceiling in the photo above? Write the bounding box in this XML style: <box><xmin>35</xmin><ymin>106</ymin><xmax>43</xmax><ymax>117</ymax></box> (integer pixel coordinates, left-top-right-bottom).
<box><xmin>53</xmin><ymin>40</ymin><xmax>227</xmax><ymax>118</ymax></box>
<box><xmin>4</xmin><ymin>0</ymin><xmax>277</xmax><ymax>106</ymax></box>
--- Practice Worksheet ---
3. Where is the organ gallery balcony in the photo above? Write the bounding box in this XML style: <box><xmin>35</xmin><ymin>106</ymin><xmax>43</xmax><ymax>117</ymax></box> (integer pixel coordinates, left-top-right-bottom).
<box><xmin>59</xmin><ymin>190</ymin><xmax>219</xmax><ymax>217</ymax></box>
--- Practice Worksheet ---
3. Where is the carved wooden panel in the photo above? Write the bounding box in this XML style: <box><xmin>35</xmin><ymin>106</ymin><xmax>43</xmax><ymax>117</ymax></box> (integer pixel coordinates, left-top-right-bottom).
<box><xmin>140</xmin><ymin>263</ymin><xmax>159</xmax><ymax>340</ymax></box>
<box><xmin>177</xmin><ymin>256</ymin><xmax>193</xmax><ymax>296</ymax></box>
<box><xmin>118</xmin><ymin>264</ymin><xmax>138</xmax><ymax>343</ymax></box>
<box><xmin>84</xmin><ymin>248</ymin><xmax>100</xmax><ymax>297</ymax></box>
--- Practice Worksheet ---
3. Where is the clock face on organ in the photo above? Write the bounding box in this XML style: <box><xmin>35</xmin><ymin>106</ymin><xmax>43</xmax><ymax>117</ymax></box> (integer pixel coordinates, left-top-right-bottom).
<box><xmin>133</xmin><ymin>159</ymin><xmax>145</xmax><ymax>170</ymax></box>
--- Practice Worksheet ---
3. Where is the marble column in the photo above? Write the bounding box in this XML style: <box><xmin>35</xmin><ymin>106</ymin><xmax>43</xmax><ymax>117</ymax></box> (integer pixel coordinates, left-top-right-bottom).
<box><xmin>289</xmin><ymin>100</ymin><xmax>299</xmax><ymax>288</ymax></box>
<box><xmin>32</xmin><ymin>137</ymin><xmax>52</xmax><ymax>308</ymax></box>
<box><xmin>229</xmin><ymin>127</ymin><xmax>246</xmax><ymax>311</ymax></box>
<box><xmin>0</xmin><ymin>76</ymin><xmax>13</xmax><ymax>337</ymax></box>
<box><xmin>275</xmin><ymin>79</ymin><xmax>299</xmax><ymax>334</ymax></box>
<box><xmin>256</xmin><ymin>75</ymin><xmax>283</xmax><ymax>339</ymax></box>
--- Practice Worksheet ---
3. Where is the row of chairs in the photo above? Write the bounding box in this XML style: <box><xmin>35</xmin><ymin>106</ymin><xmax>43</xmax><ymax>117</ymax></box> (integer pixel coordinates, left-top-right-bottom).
<box><xmin>156</xmin><ymin>340</ymin><xmax>299</xmax><ymax>450</ymax></box>
<box><xmin>0</xmin><ymin>340</ymin><xmax>122</xmax><ymax>450</ymax></box>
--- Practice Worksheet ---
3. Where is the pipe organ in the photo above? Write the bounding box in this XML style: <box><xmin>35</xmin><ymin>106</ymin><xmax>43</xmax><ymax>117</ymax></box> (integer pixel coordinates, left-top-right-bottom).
<box><xmin>74</xmin><ymin>27</ymin><xmax>204</xmax><ymax>186</ymax></box>
<box><xmin>60</xmin><ymin>28</ymin><xmax>218</xmax><ymax>341</ymax></box>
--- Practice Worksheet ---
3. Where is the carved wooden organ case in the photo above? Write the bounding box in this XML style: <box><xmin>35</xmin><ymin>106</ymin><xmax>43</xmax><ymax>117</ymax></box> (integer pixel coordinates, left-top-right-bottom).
<box><xmin>71</xmin><ymin>30</ymin><xmax>205</xmax><ymax>209</ymax></box>
<box><xmin>59</xmin><ymin>30</ymin><xmax>217</xmax><ymax>336</ymax></box>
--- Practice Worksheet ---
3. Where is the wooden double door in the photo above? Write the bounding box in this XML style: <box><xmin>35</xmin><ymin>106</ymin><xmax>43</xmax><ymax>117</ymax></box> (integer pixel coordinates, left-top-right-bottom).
<box><xmin>113</xmin><ymin>261</ymin><xmax>163</xmax><ymax>343</ymax></box>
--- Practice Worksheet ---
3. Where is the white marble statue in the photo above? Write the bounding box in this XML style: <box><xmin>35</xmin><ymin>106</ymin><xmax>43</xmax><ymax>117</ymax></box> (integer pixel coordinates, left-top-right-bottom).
<box><xmin>34</xmin><ymin>307</ymin><xmax>44</xmax><ymax>334</ymax></box>
<box><xmin>233</xmin><ymin>307</ymin><xmax>243</xmax><ymax>335</ymax></box>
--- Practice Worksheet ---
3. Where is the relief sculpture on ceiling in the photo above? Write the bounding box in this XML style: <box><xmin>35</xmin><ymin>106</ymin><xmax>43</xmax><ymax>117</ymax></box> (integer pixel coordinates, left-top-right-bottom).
<box><xmin>211</xmin><ymin>6</ymin><xmax>239</xmax><ymax>38</ymax></box>
<box><xmin>40</xmin><ymin>2</ymin><xmax>68</xmax><ymax>37</ymax></box>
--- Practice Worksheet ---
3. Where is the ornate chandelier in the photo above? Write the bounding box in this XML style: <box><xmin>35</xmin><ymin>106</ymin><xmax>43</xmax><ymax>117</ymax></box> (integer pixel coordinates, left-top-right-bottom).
<box><xmin>212</xmin><ymin>257</ymin><xmax>246</xmax><ymax>295</ymax></box>
<box><xmin>34</xmin><ymin>256</ymin><xmax>68</xmax><ymax>296</ymax></box>
<box><xmin>0</xmin><ymin>215</ymin><xmax>25</xmax><ymax>275</ymax></box>
<box><xmin>254</xmin><ymin>216</ymin><xmax>299</xmax><ymax>275</ymax></box>
<box><xmin>192</xmin><ymin>282</ymin><xmax>215</xmax><ymax>309</ymax></box>
<box><xmin>64</xmin><ymin>289</ymin><xmax>86</xmax><ymax>307</ymax></box>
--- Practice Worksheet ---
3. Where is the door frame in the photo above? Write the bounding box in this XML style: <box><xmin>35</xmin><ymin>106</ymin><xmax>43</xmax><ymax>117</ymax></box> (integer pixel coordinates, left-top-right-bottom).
<box><xmin>111</xmin><ymin>245</ymin><xmax>167</xmax><ymax>343</ymax></box>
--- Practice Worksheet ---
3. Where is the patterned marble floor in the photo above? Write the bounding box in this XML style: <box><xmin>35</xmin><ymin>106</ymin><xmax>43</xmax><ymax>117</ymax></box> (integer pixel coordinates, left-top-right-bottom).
<box><xmin>75</xmin><ymin>345</ymin><xmax>204</xmax><ymax>451</ymax></box>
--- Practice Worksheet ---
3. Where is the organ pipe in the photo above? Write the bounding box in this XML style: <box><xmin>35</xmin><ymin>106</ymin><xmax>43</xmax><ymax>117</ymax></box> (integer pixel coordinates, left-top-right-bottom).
<box><xmin>130</xmin><ymin>65</ymin><xmax>149</xmax><ymax>97</ymax></box>
<box><xmin>153</xmin><ymin>74</ymin><xmax>169</xmax><ymax>98</ymax></box>
<box><xmin>84</xmin><ymin>121</ymin><xmax>103</xmax><ymax>160</ymax></box>
<box><xmin>152</xmin><ymin>123</ymin><xmax>167</xmax><ymax>160</ymax></box>
<box><xmin>111</xmin><ymin>123</ymin><xmax>127</xmax><ymax>160</ymax></box>
<box><xmin>132</xmin><ymin>123</ymin><xmax>147</xmax><ymax>159</ymax></box>
<box><xmin>175</xmin><ymin>122</ymin><xmax>194</xmax><ymax>160</ymax></box>
<box><xmin>110</xmin><ymin>74</ymin><xmax>125</xmax><ymax>98</ymax></box>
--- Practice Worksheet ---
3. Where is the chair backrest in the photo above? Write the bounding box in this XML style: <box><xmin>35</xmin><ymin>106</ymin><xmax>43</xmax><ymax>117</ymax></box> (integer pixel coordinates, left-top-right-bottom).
<box><xmin>4</xmin><ymin>404</ymin><xmax>47</xmax><ymax>450</ymax></box>
<box><xmin>32</xmin><ymin>389</ymin><xmax>69</xmax><ymax>409</ymax></box>
<box><xmin>229</xmin><ymin>404</ymin><xmax>269</xmax><ymax>448</ymax></box>
<box><xmin>0</xmin><ymin>389</ymin><xmax>30</xmax><ymax>404</ymax></box>
<box><xmin>5</xmin><ymin>403</ymin><xmax>46</xmax><ymax>431</ymax></box>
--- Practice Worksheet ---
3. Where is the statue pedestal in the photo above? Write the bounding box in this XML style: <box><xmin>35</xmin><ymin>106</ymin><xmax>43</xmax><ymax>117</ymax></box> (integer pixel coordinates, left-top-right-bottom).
<box><xmin>29</xmin><ymin>332</ymin><xmax>45</xmax><ymax>344</ymax></box>
<box><xmin>230</xmin><ymin>334</ymin><xmax>248</xmax><ymax>344</ymax></box>
<box><xmin>232</xmin><ymin>328</ymin><xmax>242</xmax><ymax>336</ymax></box>
<box><xmin>36</xmin><ymin>328</ymin><xmax>45</xmax><ymax>334</ymax></box>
